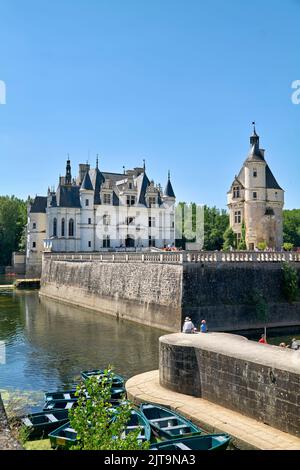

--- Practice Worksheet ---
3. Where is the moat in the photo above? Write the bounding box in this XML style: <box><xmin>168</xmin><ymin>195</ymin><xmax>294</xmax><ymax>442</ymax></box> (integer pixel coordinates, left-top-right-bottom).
<box><xmin>0</xmin><ymin>275</ymin><xmax>300</xmax><ymax>416</ymax></box>
<box><xmin>0</xmin><ymin>276</ymin><xmax>164</xmax><ymax>414</ymax></box>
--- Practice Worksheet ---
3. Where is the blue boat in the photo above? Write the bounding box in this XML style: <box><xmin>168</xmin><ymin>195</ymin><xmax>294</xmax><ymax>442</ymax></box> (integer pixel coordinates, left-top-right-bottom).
<box><xmin>43</xmin><ymin>399</ymin><xmax>78</xmax><ymax>411</ymax></box>
<box><xmin>140</xmin><ymin>403</ymin><xmax>204</xmax><ymax>440</ymax></box>
<box><xmin>150</xmin><ymin>433</ymin><xmax>231</xmax><ymax>451</ymax></box>
<box><xmin>49</xmin><ymin>409</ymin><xmax>151</xmax><ymax>449</ymax></box>
<box><xmin>44</xmin><ymin>390</ymin><xmax>77</xmax><ymax>402</ymax></box>
<box><xmin>20</xmin><ymin>409</ymin><xmax>69</xmax><ymax>440</ymax></box>
<box><xmin>81</xmin><ymin>369</ymin><xmax>124</xmax><ymax>388</ymax></box>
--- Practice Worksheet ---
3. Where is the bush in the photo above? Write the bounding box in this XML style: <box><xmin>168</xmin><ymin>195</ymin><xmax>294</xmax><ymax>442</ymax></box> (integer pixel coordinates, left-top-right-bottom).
<box><xmin>69</xmin><ymin>368</ymin><xmax>150</xmax><ymax>450</ymax></box>
<box><xmin>257</xmin><ymin>241</ymin><xmax>267</xmax><ymax>251</ymax></box>
<box><xmin>282</xmin><ymin>262</ymin><xmax>299</xmax><ymax>303</ymax></box>
<box><xmin>283</xmin><ymin>243</ymin><xmax>294</xmax><ymax>252</ymax></box>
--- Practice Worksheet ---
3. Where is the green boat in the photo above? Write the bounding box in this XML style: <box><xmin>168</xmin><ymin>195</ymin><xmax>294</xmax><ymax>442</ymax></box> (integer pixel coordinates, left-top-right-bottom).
<box><xmin>43</xmin><ymin>399</ymin><xmax>78</xmax><ymax>411</ymax></box>
<box><xmin>150</xmin><ymin>433</ymin><xmax>231</xmax><ymax>451</ymax></box>
<box><xmin>49</xmin><ymin>422</ymin><xmax>77</xmax><ymax>449</ymax></box>
<box><xmin>49</xmin><ymin>409</ymin><xmax>152</xmax><ymax>449</ymax></box>
<box><xmin>44</xmin><ymin>390</ymin><xmax>77</xmax><ymax>402</ymax></box>
<box><xmin>20</xmin><ymin>409</ymin><xmax>69</xmax><ymax>440</ymax></box>
<box><xmin>81</xmin><ymin>369</ymin><xmax>124</xmax><ymax>387</ymax></box>
<box><xmin>140</xmin><ymin>403</ymin><xmax>204</xmax><ymax>440</ymax></box>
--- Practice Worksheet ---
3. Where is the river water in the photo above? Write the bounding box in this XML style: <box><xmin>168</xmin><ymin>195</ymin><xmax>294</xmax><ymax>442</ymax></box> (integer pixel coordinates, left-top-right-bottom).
<box><xmin>0</xmin><ymin>276</ymin><xmax>165</xmax><ymax>414</ymax></box>
<box><xmin>1</xmin><ymin>275</ymin><xmax>300</xmax><ymax>415</ymax></box>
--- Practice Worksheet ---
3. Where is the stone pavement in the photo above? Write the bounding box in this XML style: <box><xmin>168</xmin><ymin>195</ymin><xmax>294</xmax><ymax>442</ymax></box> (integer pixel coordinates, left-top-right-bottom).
<box><xmin>126</xmin><ymin>370</ymin><xmax>300</xmax><ymax>450</ymax></box>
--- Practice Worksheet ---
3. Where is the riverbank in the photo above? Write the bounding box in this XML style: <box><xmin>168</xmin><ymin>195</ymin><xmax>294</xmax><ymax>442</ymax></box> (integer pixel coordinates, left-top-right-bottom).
<box><xmin>0</xmin><ymin>394</ymin><xmax>22</xmax><ymax>450</ymax></box>
<box><xmin>126</xmin><ymin>370</ymin><xmax>300</xmax><ymax>450</ymax></box>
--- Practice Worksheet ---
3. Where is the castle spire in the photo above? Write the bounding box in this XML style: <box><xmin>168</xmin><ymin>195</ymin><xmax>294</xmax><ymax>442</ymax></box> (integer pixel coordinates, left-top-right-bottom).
<box><xmin>96</xmin><ymin>154</ymin><xmax>99</xmax><ymax>170</ymax></box>
<box><xmin>250</xmin><ymin>121</ymin><xmax>259</xmax><ymax>147</ymax></box>
<box><xmin>65</xmin><ymin>156</ymin><xmax>72</xmax><ymax>185</ymax></box>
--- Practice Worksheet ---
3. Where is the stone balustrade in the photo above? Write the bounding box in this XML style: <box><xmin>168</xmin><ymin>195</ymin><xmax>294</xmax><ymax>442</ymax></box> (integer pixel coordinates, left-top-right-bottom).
<box><xmin>43</xmin><ymin>250</ymin><xmax>300</xmax><ymax>264</ymax></box>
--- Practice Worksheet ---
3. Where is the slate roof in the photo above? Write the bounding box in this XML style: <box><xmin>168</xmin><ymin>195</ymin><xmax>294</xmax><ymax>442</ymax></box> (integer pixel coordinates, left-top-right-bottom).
<box><xmin>56</xmin><ymin>185</ymin><xmax>81</xmax><ymax>208</ymax></box>
<box><xmin>164</xmin><ymin>179</ymin><xmax>176</xmax><ymax>198</ymax></box>
<box><xmin>266</xmin><ymin>165</ymin><xmax>282</xmax><ymax>190</ymax></box>
<box><xmin>81</xmin><ymin>172</ymin><xmax>93</xmax><ymax>191</ymax></box>
<box><xmin>30</xmin><ymin>196</ymin><xmax>47</xmax><ymax>213</ymax></box>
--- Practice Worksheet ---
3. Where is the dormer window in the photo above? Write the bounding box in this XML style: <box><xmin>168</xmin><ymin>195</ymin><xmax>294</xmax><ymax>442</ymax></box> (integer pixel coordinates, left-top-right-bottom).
<box><xmin>85</xmin><ymin>199</ymin><xmax>89</xmax><ymax>207</ymax></box>
<box><xmin>127</xmin><ymin>195</ymin><xmax>136</xmax><ymax>206</ymax></box>
<box><xmin>233</xmin><ymin>186</ymin><xmax>240</xmax><ymax>198</ymax></box>
<box><xmin>253</xmin><ymin>192</ymin><xmax>257</xmax><ymax>200</ymax></box>
<box><xmin>103</xmin><ymin>193</ymin><xmax>111</xmax><ymax>205</ymax></box>
<box><xmin>128</xmin><ymin>182</ymin><xmax>133</xmax><ymax>190</ymax></box>
<box><xmin>148</xmin><ymin>196</ymin><xmax>156</xmax><ymax>207</ymax></box>
<box><xmin>253</xmin><ymin>169</ymin><xmax>257</xmax><ymax>178</ymax></box>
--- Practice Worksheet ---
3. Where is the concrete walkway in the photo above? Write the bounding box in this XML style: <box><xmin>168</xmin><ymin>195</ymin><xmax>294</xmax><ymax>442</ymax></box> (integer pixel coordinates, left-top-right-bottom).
<box><xmin>126</xmin><ymin>370</ymin><xmax>300</xmax><ymax>450</ymax></box>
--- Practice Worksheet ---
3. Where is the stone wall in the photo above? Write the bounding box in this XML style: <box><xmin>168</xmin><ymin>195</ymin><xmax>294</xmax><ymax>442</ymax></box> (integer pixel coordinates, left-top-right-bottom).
<box><xmin>159</xmin><ymin>333</ymin><xmax>300</xmax><ymax>437</ymax></box>
<box><xmin>40</xmin><ymin>257</ymin><xmax>182</xmax><ymax>331</ymax></box>
<box><xmin>182</xmin><ymin>262</ymin><xmax>300</xmax><ymax>331</ymax></box>
<box><xmin>40</xmin><ymin>254</ymin><xmax>300</xmax><ymax>332</ymax></box>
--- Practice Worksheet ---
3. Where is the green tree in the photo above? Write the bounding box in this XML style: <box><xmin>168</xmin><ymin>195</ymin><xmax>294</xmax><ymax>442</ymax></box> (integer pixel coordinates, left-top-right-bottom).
<box><xmin>283</xmin><ymin>209</ymin><xmax>300</xmax><ymax>247</ymax></box>
<box><xmin>69</xmin><ymin>369</ymin><xmax>150</xmax><ymax>451</ymax></box>
<box><xmin>0</xmin><ymin>196</ymin><xmax>27</xmax><ymax>266</ymax></box>
<box><xmin>238</xmin><ymin>222</ymin><xmax>247</xmax><ymax>250</ymax></box>
<box><xmin>222</xmin><ymin>227</ymin><xmax>236</xmax><ymax>251</ymax></box>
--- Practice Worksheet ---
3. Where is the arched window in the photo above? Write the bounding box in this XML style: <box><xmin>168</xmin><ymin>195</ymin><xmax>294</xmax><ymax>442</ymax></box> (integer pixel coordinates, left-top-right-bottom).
<box><xmin>61</xmin><ymin>218</ymin><xmax>65</xmax><ymax>237</ymax></box>
<box><xmin>53</xmin><ymin>218</ymin><xmax>57</xmax><ymax>237</ymax></box>
<box><xmin>69</xmin><ymin>218</ymin><xmax>74</xmax><ymax>237</ymax></box>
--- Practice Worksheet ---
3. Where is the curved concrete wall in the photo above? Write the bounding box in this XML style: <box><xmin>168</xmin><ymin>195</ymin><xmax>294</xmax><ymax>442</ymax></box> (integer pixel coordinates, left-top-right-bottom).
<box><xmin>159</xmin><ymin>333</ymin><xmax>300</xmax><ymax>437</ymax></box>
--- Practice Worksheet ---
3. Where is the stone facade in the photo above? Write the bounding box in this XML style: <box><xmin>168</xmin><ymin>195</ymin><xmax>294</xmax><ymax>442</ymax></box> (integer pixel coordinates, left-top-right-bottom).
<box><xmin>159</xmin><ymin>333</ymin><xmax>300</xmax><ymax>438</ymax></box>
<box><xmin>227</xmin><ymin>125</ymin><xmax>284</xmax><ymax>250</ymax></box>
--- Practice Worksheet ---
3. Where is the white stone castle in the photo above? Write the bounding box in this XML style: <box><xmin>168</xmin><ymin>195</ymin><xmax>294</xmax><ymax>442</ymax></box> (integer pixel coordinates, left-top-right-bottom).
<box><xmin>26</xmin><ymin>158</ymin><xmax>176</xmax><ymax>275</ymax></box>
<box><xmin>227</xmin><ymin>125</ymin><xmax>284</xmax><ymax>250</ymax></box>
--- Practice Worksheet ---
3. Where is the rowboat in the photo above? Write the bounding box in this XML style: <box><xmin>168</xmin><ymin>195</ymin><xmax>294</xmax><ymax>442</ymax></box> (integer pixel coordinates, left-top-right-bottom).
<box><xmin>44</xmin><ymin>390</ymin><xmax>77</xmax><ymax>402</ymax></box>
<box><xmin>150</xmin><ymin>433</ymin><xmax>231</xmax><ymax>451</ymax></box>
<box><xmin>43</xmin><ymin>399</ymin><xmax>78</xmax><ymax>411</ymax></box>
<box><xmin>81</xmin><ymin>369</ymin><xmax>124</xmax><ymax>387</ymax></box>
<box><xmin>140</xmin><ymin>403</ymin><xmax>203</xmax><ymax>439</ymax></box>
<box><xmin>20</xmin><ymin>409</ymin><xmax>69</xmax><ymax>440</ymax></box>
<box><xmin>49</xmin><ymin>409</ymin><xmax>151</xmax><ymax>449</ymax></box>
<box><xmin>49</xmin><ymin>422</ymin><xmax>78</xmax><ymax>449</ymax></box>
<box><xmin>119</xmin><ymin>409</ymin><xmax>152</xmax><ymax>443</ymax></box>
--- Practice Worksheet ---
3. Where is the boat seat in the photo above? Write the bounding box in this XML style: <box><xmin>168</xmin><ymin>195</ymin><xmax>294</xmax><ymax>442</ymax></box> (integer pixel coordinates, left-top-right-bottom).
<box><xmin>151</xmin><ymin>417</ymin><xmax>174</xmax><ymax>423</ymax></box>
<box><xmin>174</xmin><ymin>443</ymin><xmax>191</xmax><ymax>450</ymax></box>
<box><xmin>22</xmin><ymin>418</ymin><xmax>32</xmax><ymax>426</ymax></box>
<box><xmin>64</xmin><ymin>393</ymin><xmax>71</xmax><ymax>400</ymax></box>
<box><xmin>46</xmin><ymin>414</ymin><xmax>58</xmax><ymax>422</ymax></box>
<box><xmin>161</xmin><ymin>424</ymin><xmax>189</xmax><ymax>431</ymax></box>
<box><xmin>64</xmin><ymin>427</ymin><xmax>75</xmax><ymax>433</ymax></box>
<box><xmin>66</xmin><ymin>402</ymin><xmax>74</xmax><ymax>409</ymax></box>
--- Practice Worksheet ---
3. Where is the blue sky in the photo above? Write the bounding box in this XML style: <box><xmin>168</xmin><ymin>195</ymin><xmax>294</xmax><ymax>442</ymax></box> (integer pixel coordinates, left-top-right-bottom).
<box><xmin>0</xmin><ymin>0</ymin><xmax>299</xmax><ymax>209</ymax></box>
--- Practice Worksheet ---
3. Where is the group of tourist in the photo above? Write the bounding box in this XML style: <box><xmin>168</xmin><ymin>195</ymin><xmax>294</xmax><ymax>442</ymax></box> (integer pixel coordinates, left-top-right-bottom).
<box><xmin>182</xmin><ymin>317</ymin><xmax>207</xmax><ymax>334</ymax></box>
<box><xmin>258</xmin><ymin>334</ymin><xmax>299</xmax><ymax>350</ymax></box>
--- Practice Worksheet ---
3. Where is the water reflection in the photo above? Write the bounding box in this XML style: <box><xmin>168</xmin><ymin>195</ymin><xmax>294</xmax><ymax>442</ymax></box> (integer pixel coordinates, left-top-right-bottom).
<box><xmin>0</xmin><ymin>289</ymin><xmax>165</xmax><ymax>411</ymax></box>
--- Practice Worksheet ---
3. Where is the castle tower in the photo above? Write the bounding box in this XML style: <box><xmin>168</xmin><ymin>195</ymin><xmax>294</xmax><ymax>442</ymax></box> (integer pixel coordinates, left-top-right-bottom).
<box><xmin>227</xmin><ymin>125</ymin><xmax>284</xmax><ymax>250</ymax></box>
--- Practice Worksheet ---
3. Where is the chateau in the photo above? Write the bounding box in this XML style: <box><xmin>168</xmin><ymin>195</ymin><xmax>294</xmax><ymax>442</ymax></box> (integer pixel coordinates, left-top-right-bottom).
<box><xmin>26</xmin><ymin>159</ymin><xmax>176</xmax><ymax>275</ymax></box>
<box><xmin>227</xmin><ymin>125</ymin><xmax>284</xmax><ymax>250</ymax></box>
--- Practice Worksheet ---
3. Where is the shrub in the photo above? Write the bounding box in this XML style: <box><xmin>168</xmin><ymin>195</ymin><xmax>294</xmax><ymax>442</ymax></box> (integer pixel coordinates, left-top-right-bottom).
<box><xmin>69</xmin><ymin>368</ymin><xmax>150</xmax><ymax>450</ymax></box>
<box><xmin>282</xmin><ymin>262</ymin><xmax>299</xmax><ymax>303</ymax></box>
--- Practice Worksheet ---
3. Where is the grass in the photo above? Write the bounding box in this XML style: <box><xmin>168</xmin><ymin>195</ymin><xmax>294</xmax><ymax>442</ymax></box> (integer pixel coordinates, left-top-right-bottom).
<box><xmin>24</xmin><ymin>439</ymin><xmax>52</xmax><ymax>450</ymax></box>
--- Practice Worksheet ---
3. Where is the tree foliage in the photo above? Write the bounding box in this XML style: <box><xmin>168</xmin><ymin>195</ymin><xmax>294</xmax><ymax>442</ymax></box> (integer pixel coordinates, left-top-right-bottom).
<box><xmin>283</xmin><ymin>209</ymin><xmax>300</xmax><ymax>248</ymax></box>
<box><xmin>282</xmin><ymin>262</ymin><xmax>299</xmax><ymax>303</ymax></box>
<box><xmin>222</xmin><ymin>227</ymin><xmax>236</xmax><ymax>251</ymax></box>
<box><xmin>69</xmin><ymin>369</ymin><xmax>150</xmax><ymax>451</ymax></box>
<box><xmin>0</xmin><ymin>196</ymin><xmax>27</xmax><ymax>266</ymax></box>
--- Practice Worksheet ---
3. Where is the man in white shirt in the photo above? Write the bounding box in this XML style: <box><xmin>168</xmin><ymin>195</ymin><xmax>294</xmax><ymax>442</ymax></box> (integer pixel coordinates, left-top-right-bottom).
<box><xmin>182</xmin><ymin>317</ymin><xmax>195</xmax><ymax>334</ymax></box>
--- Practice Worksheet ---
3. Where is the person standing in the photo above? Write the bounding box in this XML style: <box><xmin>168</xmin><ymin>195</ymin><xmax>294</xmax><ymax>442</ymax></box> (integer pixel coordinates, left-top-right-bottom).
<box><xmin>200</xmin><ymin>320</ymin><xmax>207</xmax><ymax>333</ymax></box>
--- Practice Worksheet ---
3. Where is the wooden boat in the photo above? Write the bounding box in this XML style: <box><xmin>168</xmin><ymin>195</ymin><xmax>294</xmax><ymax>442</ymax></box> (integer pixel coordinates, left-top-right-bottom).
<box><xmin>81</xmin><ymin>369</ymin><xmax>124</xmax><ymax>387</ymax></box>
<box><xmin>49</xmin><ymin>422</ymin><xmax>78</xmax><ymax>449</ymax></box>
<box><xmin>119</xmin><ymin>409</ymin><xmax>152</xmax><ymax>443</ymax></box>
<box><xmin>49</xmin><ymin>409</ymin><xmax>151</xmax><ymax>449</ymax></box>
<box><xmin>20</xmin><ymin>409</ymin><xmax>69</xmax><ymax>440</ymax></box>
<box><xmin>140</xmin><ymin>403</ymin><xmax>203</xmax><ymax>440</ymax></box>
<box><xmin>44</xmin><ymin>390</ymin><xmax>77</xmax><ymax>402</ymax></box>
<box><xmin>150</xmin><ymin>433</ymin><xmax>231</xmax><ymax>451</ymax></box>
<box><xmin>43</xmin><ymin>399</ymin><xmax>78</xmax><ymax>411</ymax></box>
